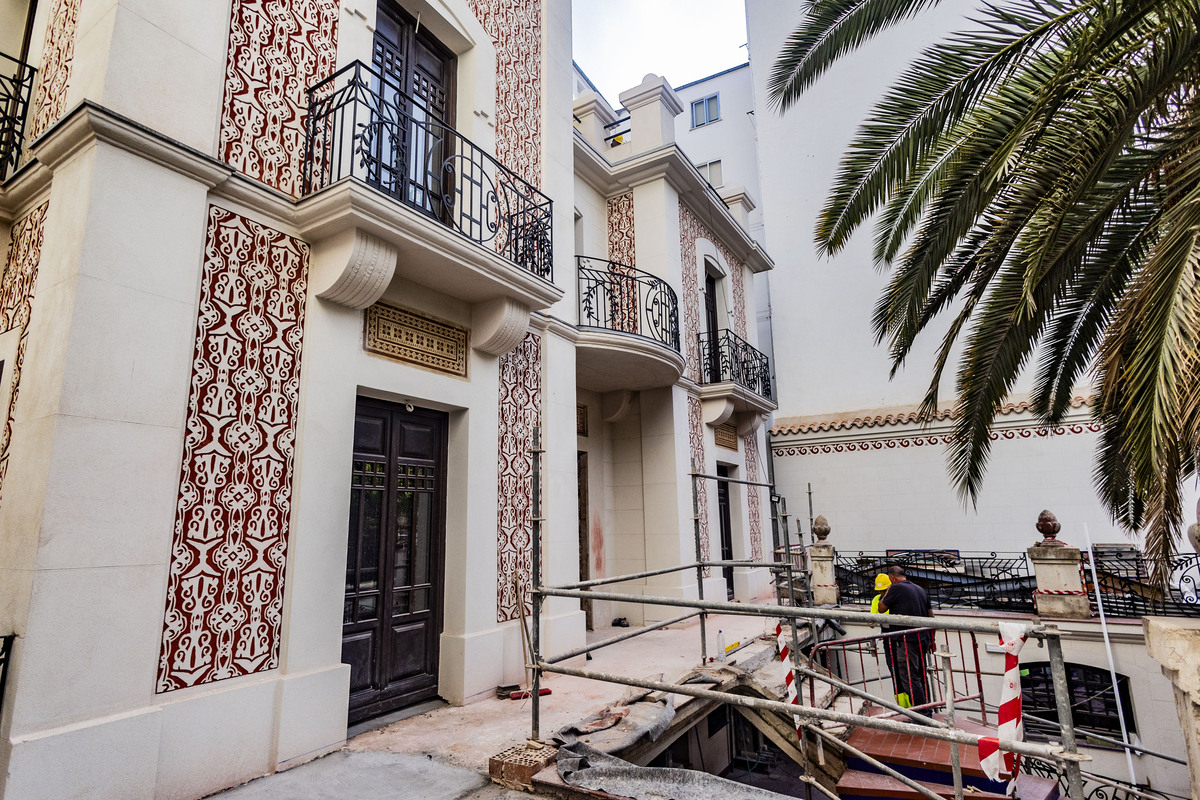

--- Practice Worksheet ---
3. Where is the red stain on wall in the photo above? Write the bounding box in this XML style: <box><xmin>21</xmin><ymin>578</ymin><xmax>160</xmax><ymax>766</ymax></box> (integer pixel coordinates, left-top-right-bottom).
<box><xmin>591</xmin><ymin>516</ymin><xmax>605</xmax><ymax>577</ymax></box>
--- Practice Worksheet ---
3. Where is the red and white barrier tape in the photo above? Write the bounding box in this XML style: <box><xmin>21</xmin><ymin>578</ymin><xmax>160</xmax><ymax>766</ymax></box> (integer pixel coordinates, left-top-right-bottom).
<box><xmin>979</xmin><ymin>622</ymin><xmax>1029</xmax><ymax>791</ymax></box>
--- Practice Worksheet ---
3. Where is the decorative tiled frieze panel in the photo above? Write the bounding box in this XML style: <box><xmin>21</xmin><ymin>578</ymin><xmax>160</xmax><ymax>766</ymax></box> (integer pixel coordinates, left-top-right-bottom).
<box><xmin>771</xmin><ymin>421</ymin><xmax>1104</xmax><ymax>458</ymax></box>
<box><xmin>28</xmin><ymin>0</ymin><xmax>80</xmax><ymax>139</ymax></box>
<box><xmin>0</xmin><ymin>202</ymin><xmax>48</xmax><ymax>501</ymax></box>
<box><xmin>364</xmin><ymin>302</ymin><xmax>469</xmax><ymax>377</ymax></box>
<box><xmin>607</xmin><ymin>193</ymin><xmax>635</xmax><ymax>267</ymax></box>
<box><xmin>679</xmin><ymin>205</ymin><xmax>703</xmax><ymax>380</ymax></box>
<box><xmin>606</xmin><ymin>193</ymin><xmax>638</xmax><ymax>334</ymax></box>
<box><xmin>744</xmin><ymin>432</ymin><xmax>762</xmax><ymax>561</ymax></box>
<box><xmin>679</xmin><ymin>205</ymin><xmax>750</xmax><ymax>380</ymax></box>
<box><xmin>468</xmin><ymin>0</ymin><xmax>542</xmax><ymax>188</ymax></box>
<box><xmin>157</xmin><ymin>206</ymin><xmax>309</xmax><ymax>692</ymax></box>
<box><xmin>218</xmin><ymin>0</ymin><xmax>339</xmax><ymax>198</ymax></box>
<box><xmin>687</xmin><ymin>394</ymin><xmax>710</xmax><ymax>574</ymax></box>
<box><xmin>496</xmin><ymin>331</ymin><xmax>542</xmax><ymax>622</ymax></box>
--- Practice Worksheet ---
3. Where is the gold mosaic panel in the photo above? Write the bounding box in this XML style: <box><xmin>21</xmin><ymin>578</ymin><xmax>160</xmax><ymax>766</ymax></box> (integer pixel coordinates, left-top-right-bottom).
<box><xmin>714</xmin><ymin>422</ymin><xmax>738</xmax><ymax>451</ymax></box>
<box><xmin>365</xmin><ymin>302</ymin><xmax>469</xmax><ymax>377</ymax></box>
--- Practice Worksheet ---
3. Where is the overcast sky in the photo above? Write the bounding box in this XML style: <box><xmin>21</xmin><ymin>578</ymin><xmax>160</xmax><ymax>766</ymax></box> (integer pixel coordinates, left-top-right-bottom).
<box><xmin>571</xmin><ymin>0</ymin><xmax>749</xmax><ymax>105</ymax></box>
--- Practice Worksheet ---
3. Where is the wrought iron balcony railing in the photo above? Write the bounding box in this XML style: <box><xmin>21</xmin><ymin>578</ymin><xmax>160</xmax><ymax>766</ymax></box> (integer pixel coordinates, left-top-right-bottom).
<box><xmin>577</xmin><ymin>256</ymin><xmax>680</xmax><ymax>352</ymax></box>
<box><xmin>697</xmin><ymin>328</ymin><xmax>772</xmax><ymax>400</ymax></box>
<box><xmin>303</xmin><ymin>60</ymin><xmax>553</xmax><ymax>281</ymax></box>
<box><xmin>0</xmin><ymin>52</ymin><xmax>36</xmax><ymax>182</ymax></box>
<box><xmin>835</xmin><ymin>550</ymin><xmax>1036</xmax><ymax>613</ymax></box>
<box><xmin>1083</xmin><ymin>550</ymin><xmax>1200</xmax><ymax>618</ymax></box>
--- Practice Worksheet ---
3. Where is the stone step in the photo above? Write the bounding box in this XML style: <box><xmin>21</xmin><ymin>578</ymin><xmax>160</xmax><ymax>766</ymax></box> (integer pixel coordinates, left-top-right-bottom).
<box><xmin>837</xmin><ymin>769</ymin><xmax>1061</xmax><ymax>800</ymax></box>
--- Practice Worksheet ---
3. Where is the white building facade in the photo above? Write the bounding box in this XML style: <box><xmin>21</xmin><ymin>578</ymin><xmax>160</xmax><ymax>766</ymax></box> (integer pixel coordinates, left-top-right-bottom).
<box><xmin>0</xmin><ymin>2</ymin><xmax>775</xmax><ymax>799</ymax></box>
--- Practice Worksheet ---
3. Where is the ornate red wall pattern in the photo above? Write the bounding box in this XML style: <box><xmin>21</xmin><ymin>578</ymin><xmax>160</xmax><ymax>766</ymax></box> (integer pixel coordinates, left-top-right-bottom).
<box><xmin>687</xmin><ymin>395</ymin><xmax>711</xmax><ymax>573</ymax></box>
<box><xmin>157</xmin><ymin>206</ymin><xmax>309</xmax><ymax>692</ymax></box>
<box><xmin>679</xmin><ymin>204</ymin><xmax>750</xmax><ymax>380</ymax></box>
<box><xmin>744</xmin><ymin>432</ymin><xmax>762</xmax><ymax>561</ymax></box>
<box><xmin>606</xmin><ymin>193</ymin><xmax>638</xmax><ymax>332</ymax></box>
<box><xmin>607</xmin><ymin>193</ymin><xmax>635</xmax><ymax>266</ymax></box>
<box><xmin>496</xmin><ymin>331</ymin><xmax>542</xmax><ymax>622</ymax></box>
<box><xmin>28</xmin><ymin>0</ymin><xmax>80</xmax><ymax>140</ymax></box>
<box><xmin>468</xmin><ymin>0</ymin><xmax>542</xmax><ymax>188</ymax></box>
<box><xmin>679</xmin><ymin>205</ymin><xmax>703</xmax><ymax>380</ymax></box>
<box><xmin>0</xmin><ymin>202</ymin><xmax>48</xmax><ymax>502</ymax></box>
<box><xmin>218</xmin><ymin>0</ymin><xmax>340</xmax><ymax>198</ymax></box>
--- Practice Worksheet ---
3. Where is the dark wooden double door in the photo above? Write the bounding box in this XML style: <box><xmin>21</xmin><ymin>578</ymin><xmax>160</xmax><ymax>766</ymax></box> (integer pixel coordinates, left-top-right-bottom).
<box><xmin>343</xmin><ymin>398</ymin><xmax>447</xmax><ymax>723</ymax></box>
<box><xmin>370</xmin><ymin>1</ymin><xmax>455</xmax><ymax>216</ymax></box>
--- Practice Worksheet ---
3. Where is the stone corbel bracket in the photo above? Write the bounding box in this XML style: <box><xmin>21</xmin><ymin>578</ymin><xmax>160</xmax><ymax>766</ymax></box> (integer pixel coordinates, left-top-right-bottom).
<box><xmin>471</xmin><ymin>296</ymin><xmax>531</xmax><ymax>356</ymax></box>
<box><xmin>701</xmin><ymin>397</ymin><xmax>735</xmax><ymax>427</ymax></box>
<box><xmin>311</xmin><ymin>229</ymin><xmax>398</xmax><ymax>309</ymax></box>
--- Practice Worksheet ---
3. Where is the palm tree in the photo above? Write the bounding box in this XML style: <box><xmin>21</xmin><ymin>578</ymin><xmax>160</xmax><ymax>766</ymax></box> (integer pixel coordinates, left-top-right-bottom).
<box><xmin>769</xmin><ymin>0</ymin><xmax>1200</xmax><ymax>586</ymax></box>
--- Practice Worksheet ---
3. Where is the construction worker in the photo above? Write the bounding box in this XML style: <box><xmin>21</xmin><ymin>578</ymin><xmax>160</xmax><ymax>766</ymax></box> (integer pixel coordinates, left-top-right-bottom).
<box><xmin>870</xmin><ymin>573</ymin><xmax>891</xmax><ymax>613</ymax></box>
<box><xmin>870</xmin><ymin>574</ymin><xmax>900</xmax><ymax>703</ymax></box>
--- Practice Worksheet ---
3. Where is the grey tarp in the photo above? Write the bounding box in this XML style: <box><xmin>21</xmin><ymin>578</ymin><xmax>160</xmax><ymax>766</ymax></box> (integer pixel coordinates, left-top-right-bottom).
<box><xmin>557</xmin><ymin>741</ymin><xmax>790</xmax><ymax>800</ymax></box>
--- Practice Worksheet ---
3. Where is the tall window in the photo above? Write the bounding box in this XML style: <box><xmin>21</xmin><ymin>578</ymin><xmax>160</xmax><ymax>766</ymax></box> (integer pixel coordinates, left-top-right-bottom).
<box><xmin>697</xmin><ymin>160</ymin><xmax>723</xmax><ymax>188</ymax></box>
<box><xmin>691</xmin><ymin>93</ymin><xmax>720</xmax><ymax>127</ymax></box>
<box><xmin>1021</xmin><ymin>663</ymin><xmax>1136</xmax><ymax>738</ymax></box>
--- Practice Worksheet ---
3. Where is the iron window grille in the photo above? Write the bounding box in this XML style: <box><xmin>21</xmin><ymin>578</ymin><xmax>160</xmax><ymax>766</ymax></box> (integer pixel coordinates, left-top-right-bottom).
<box><xmin>303</xmin><ymin>60</ymin><xmax>554</xmax><ymax>282</ymax></box>
<box><xmin>577</xmin><ymin>256</ymin><xmax>680</xmax><ymax>352</ymax></box>
<box><xmin>1021</xmin><ymin>662</ymin><xmax>1136</xmax><ymax>740</ymax></box>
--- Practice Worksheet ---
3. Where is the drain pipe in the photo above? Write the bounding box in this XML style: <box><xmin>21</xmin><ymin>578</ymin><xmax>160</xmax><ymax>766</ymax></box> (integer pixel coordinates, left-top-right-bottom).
<box><xmin>1083</xmin><ymin>524</ymin><xmax>1138</xmax><ymax>787</ymax></box>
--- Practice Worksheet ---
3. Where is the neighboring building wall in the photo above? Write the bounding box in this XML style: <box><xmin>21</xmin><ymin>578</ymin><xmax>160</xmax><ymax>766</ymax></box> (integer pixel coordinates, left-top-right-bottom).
<box><xmin>743</xmin><ymin>0</ymin><xmax>1163</xmax><ymax>550</ymax></box>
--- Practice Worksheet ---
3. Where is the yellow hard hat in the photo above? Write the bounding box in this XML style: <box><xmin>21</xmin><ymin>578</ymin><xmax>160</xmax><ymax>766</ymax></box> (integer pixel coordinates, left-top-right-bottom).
<box><xmin>874</xmin><ymin>574</ymin><xmax>891</xmax><ymax>591</ymax></box>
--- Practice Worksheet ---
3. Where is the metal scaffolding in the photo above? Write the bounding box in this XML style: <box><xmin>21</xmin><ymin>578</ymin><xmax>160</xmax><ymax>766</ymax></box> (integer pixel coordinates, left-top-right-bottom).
<box><xmin>523</xmin><ymin>429</ymin><xmax>1091</xmax><ymax>799</ymax></box>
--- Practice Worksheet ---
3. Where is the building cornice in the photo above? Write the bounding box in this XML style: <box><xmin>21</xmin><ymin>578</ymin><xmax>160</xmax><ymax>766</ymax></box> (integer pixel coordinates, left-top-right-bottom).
<box><xmin>31</xmin><ymin>101</ymin><xmax>231</xmax><ymax>187</ymax></box>
<box><xmin>771</xmin><ymin>395</ymin><xmax>1094</xmax><ymax>436</ymax></box>
<box><xmin>572</xmin><ymin>131</ymin><xmax>774</xmax><ymax>274</ymax></box>
<box><xmin>771</xmin><ymin>397</ymin><xmax>1100</xmax><ymax>455</ymax></box>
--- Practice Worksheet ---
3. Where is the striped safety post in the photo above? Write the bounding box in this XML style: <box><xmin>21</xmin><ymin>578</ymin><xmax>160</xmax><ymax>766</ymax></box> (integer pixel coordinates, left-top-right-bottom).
<box><xmin>775</xmin><ymin>621</ymin><xmax>803</xmax><ymax>737</ymax></box>
<box><xmin>979</xmin><ymin>621</ymin><xmax>1029</xmax><ymax>791</ymax></box>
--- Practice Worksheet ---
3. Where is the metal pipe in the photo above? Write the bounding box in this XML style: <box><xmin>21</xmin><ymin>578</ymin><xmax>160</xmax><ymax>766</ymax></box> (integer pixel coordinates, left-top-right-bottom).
<box><xmin>704</xmin><ymin>560</ymin><xmax>788</xmax><ymax>569</ymax></box>
<box><xmin>545</xmin><ymin>611</ymin><xmax>700</xmax><ymax>664</ymax></box>
<box><xmin>691</xmin><ymin>461</ymin><xmax>707</xmax><ymax>666</ymax></box>
<box><xmin>689</xmin><ymin>470</ymin><xmax>775</xmax><ymax>488</ymax></box>
<box><xmin>793</xmin><ymin>661</ymin><xmax>945</xmax><ymax>729</ymax></box>
<box><xmin>799</xmin><ymin>773</ymin><xmax>840</xmax><ymax>800</ymax></box>
<box><xmin>1084</xmin><ymin>524</ymin><xmax>1138</xmax><ymax>786</ymax></box>
<box><xmin>554</xmin><ymin>563</ymin><xmax>699</xmax><ymax>590</ymax></box>
<box><xmin>938</xmin><ymin>650</ymin><xmax>964</xmax><ymax>800</ymax></box>
<box><xmin>1046</xmin><ymin>630</ymin><xmax>1086</xmax><ymax>799</ymax></box>
<box><xmin>530</xmin><ymin>427</ymin><xmax>543</xmax><ymax>741</ymax></box>
<box><xmin>536</xmin><ymin>587</ymin><xmax>1057</xmax><ymax>638</ymax></box>
<box><xmin>538</xmin><ymin>662</ymin><xmax>1085</xmax><ymax>762</ymax></box>
<box><xmin>806</xmin><ymin>723</ymin><xmax>944</xmax><ymax>800</ymax></box>
<box><xmin>1021</xmin><ymin>713</ymin><xmax>1186</xmax><ymax>765</ymax></box>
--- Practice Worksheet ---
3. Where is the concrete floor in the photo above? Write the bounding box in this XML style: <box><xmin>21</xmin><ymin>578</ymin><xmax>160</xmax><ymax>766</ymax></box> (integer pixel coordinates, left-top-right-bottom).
<box><xmin>348</xmin><ymin>612</ymin><xmax>779</xmax><ymax>773</ymax></box>
<box><xmin>212</xmin><ymin>611</ymin><xmax>778</xmax><ymax>798</ymax></box>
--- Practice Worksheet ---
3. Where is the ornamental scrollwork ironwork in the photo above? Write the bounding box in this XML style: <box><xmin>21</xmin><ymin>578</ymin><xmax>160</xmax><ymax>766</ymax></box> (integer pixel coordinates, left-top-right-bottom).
<box><xmin>696</xmin><ymin>328</ymin><xmax>773</xmax><ymax>401</ymax></box>
<box><xmin>0</xmin><ymin>53</ymin><xmax>36</xmax><ymax>181</ymax></box>
<box><xmin>577</xmin><ymin>257</ymin><xmax>680</xmax><ymax>352</ymax></box>
<box><xmin>834</xmin><ymin>550</ymin><xmax>1037</xmax><ymax>612</ymax></box>
<box><xmin>304</xmin><ymin>61</ymin><xmax>553</xmax><ymax>282</ymax></box>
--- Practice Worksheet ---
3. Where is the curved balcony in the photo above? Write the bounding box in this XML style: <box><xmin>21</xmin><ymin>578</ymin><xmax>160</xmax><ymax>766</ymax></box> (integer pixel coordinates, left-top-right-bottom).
<box><xmin>697</xmin><ymin>329</ymin><xmax>776</xmax><ymax>414</ymax></box>
<box><xmin>575</xmin><ymin>256</ymin><xmax>685</xmax><ymax>392</ymax></box>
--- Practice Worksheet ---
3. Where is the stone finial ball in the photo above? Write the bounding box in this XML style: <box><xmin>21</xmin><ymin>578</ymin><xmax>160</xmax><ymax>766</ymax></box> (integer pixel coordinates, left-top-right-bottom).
<box><xmin>1036</xmin><ymin>509</ymin><xmax>1062</xmax><ymax>544</ymax></box>
<box><xmin>812</xmin><ymin>515</ymin><xmax>831</xmax><ymax>542</ymax></box>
